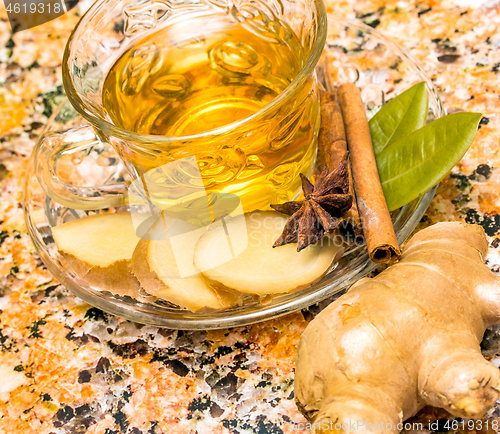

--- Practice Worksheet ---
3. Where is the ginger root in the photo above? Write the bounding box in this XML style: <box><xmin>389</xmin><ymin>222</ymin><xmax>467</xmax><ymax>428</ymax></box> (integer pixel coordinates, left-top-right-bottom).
<box><xmin>295</xmin><ymin>222</ymin><xmax>500</xmax><ymax>433</ymax></box>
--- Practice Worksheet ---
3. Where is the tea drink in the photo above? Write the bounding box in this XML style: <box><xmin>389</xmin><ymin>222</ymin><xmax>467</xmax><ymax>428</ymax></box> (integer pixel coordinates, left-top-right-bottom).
<box><xmin>102</xmin><ymin>12</ymin><xmax>319</xmax><ymax>211</ymax></box>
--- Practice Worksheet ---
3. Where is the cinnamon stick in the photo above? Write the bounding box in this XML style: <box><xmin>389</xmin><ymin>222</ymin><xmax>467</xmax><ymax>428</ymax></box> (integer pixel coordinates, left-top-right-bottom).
<box><xmin>337</xmin><ymin>83</ymin><xmax>401</xmax><ymax>264</ymax></box>
<box><xmin>318</xmin><ymin>88</ymin><xmax>362</xmax><ymax>236</ymax></box>
<box><xmin>318</xmin><ymin>89</ymin><xmax>347</xmax><ymax>169</ymax></box>
<box><xmin>317</xmin><ymin>55</ymin><xmax>345</xmax><ymax>169</ymax></box>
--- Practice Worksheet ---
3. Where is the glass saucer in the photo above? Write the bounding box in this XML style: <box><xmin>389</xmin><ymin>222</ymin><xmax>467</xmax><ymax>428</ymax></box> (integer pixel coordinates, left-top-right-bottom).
<box><xmin>23</xmin><ymin>15</ymin><xmax>444</xmax><ymax>329</ymax></box>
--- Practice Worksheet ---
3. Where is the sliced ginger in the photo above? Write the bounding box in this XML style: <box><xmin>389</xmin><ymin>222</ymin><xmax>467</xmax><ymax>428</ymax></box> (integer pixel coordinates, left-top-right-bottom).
<box><xmin>51</xmin><ymin>213</ymin><xmax>142</xmax><ymax>296</ymax></box>
<box><xmin>194</xmin><ymin>211</ymin><xmax>341</xmax><ymax>296</ymax></box>
<box><xmin>52</xmin><ymin>210</ymin><xmax>341</xmax><ymax>310</ymax></box>
<box><xmin>130</xmin><ymin>218</ymin><xmax>241</xmax><ymax>312</ymax></box>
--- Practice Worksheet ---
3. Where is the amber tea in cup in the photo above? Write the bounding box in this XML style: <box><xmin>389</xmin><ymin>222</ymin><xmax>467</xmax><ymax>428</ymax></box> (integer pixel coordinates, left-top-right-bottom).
<box><xmin>101</xmin><ymin>12</ymin><xmax>318</xmax><ymax>211</ymax></box>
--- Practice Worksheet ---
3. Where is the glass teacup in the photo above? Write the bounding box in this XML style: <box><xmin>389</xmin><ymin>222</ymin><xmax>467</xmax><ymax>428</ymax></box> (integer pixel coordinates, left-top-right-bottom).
<box><xmin>34</xmin><ymin>0</ymin><xmax>327</xmax><ymax>215</ymax></box>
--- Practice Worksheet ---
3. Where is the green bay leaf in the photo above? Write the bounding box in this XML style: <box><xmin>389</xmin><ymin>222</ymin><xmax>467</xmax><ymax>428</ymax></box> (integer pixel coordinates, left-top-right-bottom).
<box><xmin>370</xmin><ymin>82</ymin><xmax>429</xmax><ymax>155</ymax></box>
<box><xmin>376</xmin><ymin>112</ymin><xmax>482</xmax><ymax>211</ymax></box>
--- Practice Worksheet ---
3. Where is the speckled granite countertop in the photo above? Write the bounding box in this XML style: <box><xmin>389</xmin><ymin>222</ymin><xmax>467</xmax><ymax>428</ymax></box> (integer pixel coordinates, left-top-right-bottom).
<box><xmin>1</xmin><ymin>0</ymin><xmax>500</xmax><ymax>433</ymax></box>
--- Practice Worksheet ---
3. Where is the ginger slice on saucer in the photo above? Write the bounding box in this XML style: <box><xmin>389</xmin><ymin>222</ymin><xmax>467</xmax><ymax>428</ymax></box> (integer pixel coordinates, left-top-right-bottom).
<box><xmin>52</xmin><ymin>213</ymin><xmax>142</xmax><ymax>297</ymax></box>
<box><xmin>194</xmin><ymin>211</ymin><xmax>342</xmax><ymax>296</ymax></box>
<box><xmin>130</xmin><ymin>218</ymin><xmax>241</xmax><ymax>312</ymax></box>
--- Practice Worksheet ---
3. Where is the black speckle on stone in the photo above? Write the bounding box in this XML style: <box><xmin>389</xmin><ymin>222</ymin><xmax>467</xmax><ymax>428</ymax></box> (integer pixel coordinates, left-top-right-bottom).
<box><xmin>299</xmin><ymin>297</ymin><xmax>334</xmax><ymax>321</ymax></box>
<box><xmin>96</xmin><ymin>357</ymin><xmax>111</xmax><ymax>373</ymax></box>
<box><xmin>158</xmin><ymin>328</ymin><xmax>175</xmax><ymax>338</ymax></box>
<box><xmin>0</xmin><ymin>329</ymin><xmax>13</xmax><ymax>351</ymax></box>
<box><xmin>233</xmin><ymin>341</ymin><xmax>251</xmax><ymax>351</ymax></box>
<box><xmin>0</xmin><ymin>164</ymin><xmax>8</xmax><ymax>182</ymax></box>
<box><xmin>78</xmin><ymin>370</ymin><xmax>92</xmax><ymax>383</ymax></box>
<box><xmin>231</xmin><ymin>353</ymin><xmax>248</xmax><ymax>371</ymax></box>
<box><xmin>491</xmin><ymin>238</ymin><xmax>500</xmax><ymax>249</ymax></box>
<box><xmin>108</xmin><ymin>339</ymin><xmax>150</xmax><ymax>359</ymax></box>
<box><xmin>229</xmin><ymin>392</ymin><xmax>242</xmax><ymax>402</ymax></box>
<box><xmin>112</xmin><ymin>368</ymin><xmax>128</xmax><ymax>383</ymax></box>
<box><xmin>42</xmin><ymin>86</ymin><xmax>65</xmax><ymax>118</ymax></box>
<box><xmin>128</xmin><ymin>428</ymin><xmax>142</xmax><ymax>434</ymax></box>
<box><xmin>30</xmin><ymin>121</ymin><xmax>44</xmax><ymax>130</ymax></box>
<box><xmin>450</xmin><ymin>173</ymin><xmax>471</xmax><ymax>191</ymax></box>
<box><xmin>113</xmin><ymin>410</ymin><xmax>129</xmax><ymax>430</ymax></box>
<box><xmin>472</xmin><ymin>163</ymin><xmax>492</xmax><ymax>180</ymax></box>
<box><xmin>210</xmin><ymin>401</ymin><xmax>224</xmax><ymax>418</ymax></box>
<box><xmin>418</xmin><ymin>7</ymin><xmax>431</xmax><ymax>16</ymax></box>
<box><xmin>199</xmin><ymin>353</ymin><xmax>216</xmax><ymax>367</ymax></box>
<box><xmin>301</xmin><ymin>308</ymin><xmax>314</xmax><ymax>322</ymax></box>
<box><xmin>148</xmin><ymin>421</ymin><xmax>159</xmax><ymax>433</ymax></box>
<box><xmin>365</xmin><ymin>18</ymin><xmax>380</xmax><ymax>28</ymax></box>
<box><xmin>479</xmin><ymin>116</ymin><xmax>490</xmax><ymax>128</ymax></box>
<box><xmin>287</xmin><ymin>390</ymin><xmax>294</xmax><ymax>400</ymax></box>
<box><xmin>75</xmin><ymin>404</ymin><xmax>91</xmax><ymax>416</ymax></box>
<box><xmin>262</xmin><ymin>373</ymin><xmax>273</xmax><ymax>381</ymax></box>
<box><xmin>56</xmin><ymin>406</ymin><xmax>75</xmax><ymax>422</ymax></box>
<box><xmin>465</xmin><ymin>208</ymin><xmax>482</xmax><ymax>225</ymax></box>
<box><xmin>481</xmin><ymin>327</ymin><xmax>500</xmax><ymax>352</ymax></box>
<box><xmin>188</xmin><ymin>395</ymin><xmax>212</xmax><ymax>413</ymax></box>
<box><xmin>256</xmin><ymin>380</ymin><xmax>271</xmax><ymax>388</ymax></box>
<box><xmin>482</xmin><ymin>214</ymin><xmax>500</xmax><ymax>236</ymax></box>
<box><xmin>420</xmin><ymin>215</ymin><xmax>431</xmax><ymax>224</ymax></box>
<box><xmin>123</xmin><ymin>385</ymin><xmax>133</xmax><ymax>402</ymax></box>
<box><xmin>42</xmin><ymin>393</ymin><xmax>51</xmax><ymax>402</ymax></box>
<box><xmin>282</xmin><ymin>415</ymin><xmax>291</xmax><ymax>423</ymax></box>
<box><xmin>44</xmin><ymin>284</ymin><xmax>60</xmax><ymax>296</ymax></box>
<box><xmin>465</xmin><ymin>209</ymin><xmax>500</xmax><ymax>236</ymax></box>
<box><xmin>10</xmin><ymin>265</ymin><xmax>20</xmax><ymax>276</ymax></box>
<box><xmin>84</xmin><ymin>307</ymin><xmax>110</xmax><ymax>323</ymax></box>
<box><xmin>204</xmin><ymin>371</ymin><xmax>220</xmax><ymax>387</ymax></box>
<box><xmin>80</xmin><ymin>417</ymin><xmax>94</xmax><ymax>430</ymax></box>
<box><xmin>256</xmin><ymin>415</ymin><xmax>284</xmax><ymax>434</ymax></box>
<box><xmin>65</xmin><ymin>330</ymin><xmax>77</xmax><ymax>341</ymax></box>
<box><xmin>433</xmin><ymin>38</ymin><xmax>457</xmax><ymax>53</ymax></box>
<box><xmin>222</xmin><ymin>419</ymin><xmax>238</xmax><ymax>429</ymax></box>
<box><xmin>0</xmin><ymin>231</ymin><xmax>8</xmax><ymax>246</ymax></box>
<box><xmin>213</xmin><ymin>373</ymin><xmax>238</xmax><ymax>398</ymax></box>
<box><xmin>492</xmin><ymin>63</ymin><xmax>500</xmax><ymax>73</ymax></box>
<box><xmin>438</xmin><ymin>54</ymin><xmax>460</xmax><ymax>64</ymax></box>
<box><xmin>113</xmin><ymin>20</ymin><xmax>124</xmax><ymax>34</ymax></box>
<box><xmin>27</xmin><ymin>59</ymin><xmax>40</xmax><ymax>70</ymax></box>
<box><xmin>28</xmin><ymin>318</ymin><xmax>47</xmax><ymax>338</ymax></box>
<box><xmin>269</xmin><ymin>397</ymin><xmax>281</xmax><ymax>407</ymax></box>
<box><xmin>5</xmin><ymin>38</ymin><xmax>15</xmax><ymax>57</ymax></box>
<box><xmin>14</xmin><ymin>364</ymin><xmax>24</xmax><ymax>372</ymax></box>
<box><xmin>215</xmin><ymin>346</ymin><xmax>233</xmax><ymax>357</ymax></box>
<box><xmin>356</xmin><ymin>10</ymin><xmax>376</xmax><ymax>19</ymax></box>
<box><xmin>104</xmin><ymin>430</ymin><xmax>119</xmax><ymax>434</ymax></box>
<box><xmin>164</xmin><ymin>360</ymin><xmax>189</xmax><ymax>377</ymax></box>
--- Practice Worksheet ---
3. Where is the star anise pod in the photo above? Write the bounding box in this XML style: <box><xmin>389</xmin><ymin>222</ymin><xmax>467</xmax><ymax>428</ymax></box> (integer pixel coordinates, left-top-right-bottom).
<box><xmin>271</xmin><ymin>152</ymin><xmax>353</xmax><ymax>252</ymax></box>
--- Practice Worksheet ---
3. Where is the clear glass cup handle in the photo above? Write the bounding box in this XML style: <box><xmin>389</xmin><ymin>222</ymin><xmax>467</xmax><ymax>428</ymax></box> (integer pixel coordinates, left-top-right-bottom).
<box><xmin>34</xmin><ymin>123</ymin><xmax>129</xmax><ymax>210</ymax></box>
